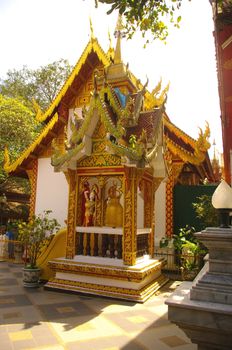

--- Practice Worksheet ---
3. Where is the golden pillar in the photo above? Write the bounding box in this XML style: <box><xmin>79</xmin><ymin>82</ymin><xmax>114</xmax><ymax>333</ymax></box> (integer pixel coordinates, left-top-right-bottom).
<box><xmin>123</xmin><ymin>167</ymin><xmax>137</xmax><ymax>266</ymax></box>
<box><xmin>66</xmin><ymin>169</ymin><xmax>77</xmax><ymax>259</ymax></box>
<box><xmin>165</xmin><ymin>172</ymin><xmax>174</xmax><ymax>237</ymax></box>
<box><xmin>26</xmin><ymin>159</ymin><xmax>38</xmax><ymax>219</ymax></box>
<box><xmin>165</xmin><ymin>161</ymin><xmax>184</xmax><ymax>237</ymax></box>
<box><xmin>144</xmin><ymin>179</ymin><xmax>154</xmax><ymax>257</ymax></box>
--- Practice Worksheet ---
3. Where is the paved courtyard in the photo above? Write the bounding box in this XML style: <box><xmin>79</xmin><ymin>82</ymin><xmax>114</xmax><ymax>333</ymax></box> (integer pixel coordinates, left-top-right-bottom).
<box><xmin>0</xmin><ymin>262</ymin><xmax>197</xmax><ymax>350</ymax></box>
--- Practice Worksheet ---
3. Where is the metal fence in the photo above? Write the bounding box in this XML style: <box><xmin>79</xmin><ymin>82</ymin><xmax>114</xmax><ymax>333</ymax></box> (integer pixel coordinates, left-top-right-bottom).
<box><xmin>154</xmin><ymin>247</ymin><xmax>205</xmax><ymax>280</ymax></box>
<box><xmin>0</xmin><ymin>238</ymin><xmax>205</xmax><ymax>281</ymax></box>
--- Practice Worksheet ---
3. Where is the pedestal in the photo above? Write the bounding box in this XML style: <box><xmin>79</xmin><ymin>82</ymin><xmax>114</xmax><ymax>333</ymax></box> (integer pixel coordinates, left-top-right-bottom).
<box><xmin>166</xmin><ymin>227</ymin><xmax>232</xmax><ymax>350</ymax></box>
<box><xmin>45</xmin><ymin>255</ymin><xmax>168</xmax><ymax>303</ymax></box>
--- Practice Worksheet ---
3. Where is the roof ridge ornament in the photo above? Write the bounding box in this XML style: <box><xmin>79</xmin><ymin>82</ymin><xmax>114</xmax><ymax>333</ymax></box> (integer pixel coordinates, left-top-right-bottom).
<box><xmin>107</xmin><ymin>28</ymin><xmax>114</xmax><ymax>62</ymax></box>
<box><xmin>89</xmin><ymin>17</ymin><xmax>95</xmax><ymax>41</ymax></box>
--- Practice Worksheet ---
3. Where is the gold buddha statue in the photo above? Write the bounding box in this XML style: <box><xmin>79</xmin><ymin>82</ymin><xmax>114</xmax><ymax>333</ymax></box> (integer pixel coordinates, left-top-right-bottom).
<box><xmin>105</xmin><ymin>182</ymin><xmax>123</xmax><ymax>227</ymax></box>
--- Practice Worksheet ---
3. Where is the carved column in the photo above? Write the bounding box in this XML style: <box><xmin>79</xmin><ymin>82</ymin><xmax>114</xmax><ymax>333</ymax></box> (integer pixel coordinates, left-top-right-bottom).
<box><xmin>66</xmin><ymin>169</ymin><xmax>77</xmax><ymax>259</ymax></box>
<box><xmin>144</xmin><ymin>180</ymin><xmax>153</xmax><ymax>228</ymax></box>
<box><xmin>26</xmin><ymin>159</ymin><xmax>38</xmax><ymax>219</ymax></box>
<box><xmin>123</xmin><ymin>166</ymin><xmax>137</xmax><ymax>266</ymax></box>
<box><xmin>165</xmin><ymin>161</ymin><xmax>184</xmax><ymax>237</ymax></box>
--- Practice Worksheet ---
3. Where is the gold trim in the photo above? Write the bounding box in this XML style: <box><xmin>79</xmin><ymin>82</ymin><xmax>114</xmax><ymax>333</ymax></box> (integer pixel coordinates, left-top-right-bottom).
<box><xmin>46</xmin><ymin>274</ymin><xmax>168</xmax><ymax>302</ymax></box>
<box><xmin>37</xmin><ymin>39</ymin><xmax>111</xmax><ymax>123</ymax></box>
<box><xmin>164</xmin><ymin>117</ymin><xmax>196</xmax><ymax>148</ymax></box>
<box><xmin>26</xmin><ymin>160</ymin><xmax>38</xmax><ymax>219</ymax></box>
<box><xmin>66</xmin><ymin>170</ymin><xmax>77</xmax><ymax>259</ymax></box>
<box><xmin>123</xmin><ymin>167</ymin><xmax>137</xmax><ymax>266</ymax></box>
<box><xmin>48</xmin><ymin>258</ymin><xmax>165</xmax><ymax>282</ymax></box>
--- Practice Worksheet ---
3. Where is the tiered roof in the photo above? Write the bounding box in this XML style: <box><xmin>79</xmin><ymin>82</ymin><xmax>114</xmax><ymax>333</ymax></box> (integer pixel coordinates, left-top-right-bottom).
<box><xmin>4</xmin><ymin>30</ymin><xmax>212</xmax><ymax>180</ymax></box>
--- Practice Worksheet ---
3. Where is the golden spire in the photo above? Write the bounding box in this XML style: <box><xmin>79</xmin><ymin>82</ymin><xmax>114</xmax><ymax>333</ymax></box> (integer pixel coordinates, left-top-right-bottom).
<box><xmin>114</xmin><ymin>14</ymin><xmax>125</xmax><ymax>64</ymax></box>
<box><xmin>107</xmin><ymin>28</ymin><xmax>114</xmax><ymax>61</ymax></box>
<box><xmin>89</xmin><ymin>17</ymin><xmax>95</xmax><ymax>41</ymax></box>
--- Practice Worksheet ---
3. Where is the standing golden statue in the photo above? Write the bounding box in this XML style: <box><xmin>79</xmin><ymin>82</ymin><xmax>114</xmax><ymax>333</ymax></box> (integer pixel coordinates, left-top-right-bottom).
<box><xmin>105</xmin><ymin>181</ymin><xmax>123</xmax><ymax>227</ymax></box>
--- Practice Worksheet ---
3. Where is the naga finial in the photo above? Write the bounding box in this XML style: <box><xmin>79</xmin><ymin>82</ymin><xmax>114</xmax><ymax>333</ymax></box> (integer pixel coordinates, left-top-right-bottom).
<box><xmin>151</xmin><ymin>78</ymin><xmax>162</xmax><ymax>97</ymax></box>
<box><xmin>195</xmin><ymin>121</ymin><xmax>211</xmax><ymax>159</ymax></box>
<box><xmin>32</xmin><ymin>98</ymin><xmax>43</xmax><ymax>121</ymax></box>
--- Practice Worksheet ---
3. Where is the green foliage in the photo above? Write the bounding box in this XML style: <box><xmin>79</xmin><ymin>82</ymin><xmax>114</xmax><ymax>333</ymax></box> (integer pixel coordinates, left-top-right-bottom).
<box><xmin>0</xmin><ymin>59</ymin><xmax>72</xmax><ymax>111</ymax></box>
<box><xmin>0</xmin><ymin>95</ymin><xmax>39</xmax><ymax>155</ymax></box>
<box><xmin>193</xmin><ymin>194</ymin><xmax>218</xmax><ymax>228</ymax></box>
<box><xmin>0</xmin><ymin>94</ymin><xmax>42</xmax><ymax>186</ymax></box>
<box><xmin>17</xmin><ymin>210</ymin><xmax>60</xmax><ymax>268</ymax></box>
<box><xmin>0</xmin><ymin>59</ymin><xmax>72</xmax><ymax>220</ymax></box>
<box><xmin>181</xmin><ymin>240</ymin><xmax>206</xmax><ymax>270</ymax></box>
<box><xmin>173</xmin><ymin>225</ymin><xmax>206</xmax><ymax>272</ymax></box>
<box><xmin>96</xmin><ymin>0</ymin><xmax>188</xmax><ymax>43</ymax></box>
<box><xmin>173</xmin><ymin>225</ymin><xmax>196</xmax><ymax>253</ymax></box>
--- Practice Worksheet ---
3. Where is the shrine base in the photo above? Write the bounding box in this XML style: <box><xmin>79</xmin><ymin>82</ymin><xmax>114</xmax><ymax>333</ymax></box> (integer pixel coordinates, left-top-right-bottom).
<box><xmin>45</xmin><ymin>256</ymin><xmax>168</xmax><ymax>303</ymax></box>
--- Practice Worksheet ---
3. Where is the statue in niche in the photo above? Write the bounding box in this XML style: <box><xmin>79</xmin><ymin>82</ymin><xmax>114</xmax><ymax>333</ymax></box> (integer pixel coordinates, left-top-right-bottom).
<box><xmin>82</xmin><ymin>182</ymin><xmax>99</xmax><ymax>226</ymax></box>
<box><xmin>105</xmin><ymin>181</ymin><xmax>123</xmax><ymax>228</ymax></box>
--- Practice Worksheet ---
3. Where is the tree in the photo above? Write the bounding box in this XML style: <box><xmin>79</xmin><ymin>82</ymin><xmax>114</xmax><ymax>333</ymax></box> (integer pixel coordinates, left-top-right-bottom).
<box><xmin>0</xmin><ymin>59</ymin><xmax>72</xmax><ymax>221</ymax></box>
<box><xmin>0</xmin><ymin>59</ymin><xmax>72</xmax><ymax>112</ymax></box>
<box><xmin>95</xmin><ymin>0</ymin><xmax>184</xmax><ymax>42</ymax></box>
<box><xmin>192</xmin><ymin>194</ymin><xmax>218</xmax><ymax>228</ymax></box>
<box><xmin>0</xmin><ymin>94</ymin><xmax>41</xmax><ymax>186</ymax></box>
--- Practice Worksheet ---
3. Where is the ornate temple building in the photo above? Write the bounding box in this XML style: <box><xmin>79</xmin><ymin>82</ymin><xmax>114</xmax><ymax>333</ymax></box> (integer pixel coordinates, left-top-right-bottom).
<box><xmin>211</xmin><ymin>0</ymin><xmax>232</xmax><ymax>185</ymax></box>
<box><xmin>4</xmin><ymin>19</ymin><xmax>214</xmax><ymax>301</ymax></box>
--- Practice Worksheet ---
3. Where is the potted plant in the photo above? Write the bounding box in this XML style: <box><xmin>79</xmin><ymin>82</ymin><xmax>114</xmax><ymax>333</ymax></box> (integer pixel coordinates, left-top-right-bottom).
<box><xmin>17</xmin><ymin>210</ymin><xmax>60</xmax><ymax>287</ymax></box>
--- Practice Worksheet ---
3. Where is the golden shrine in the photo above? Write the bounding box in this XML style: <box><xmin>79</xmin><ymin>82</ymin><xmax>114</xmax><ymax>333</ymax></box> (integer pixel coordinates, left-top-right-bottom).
<box><xmin>4</xmin><ymin>18</ymin><xmax>214</xmax><ymax>302</ymax></box>
<box><xmin>44</xmin><ymin>19</ymin><xmax>169</xmax><ymax>302</ymax></box>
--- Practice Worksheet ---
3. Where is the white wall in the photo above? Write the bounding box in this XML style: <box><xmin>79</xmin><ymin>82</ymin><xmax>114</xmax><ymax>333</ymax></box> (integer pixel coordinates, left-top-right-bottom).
<box><xmin>154</xmin><ymin>181</ymin><xmax>166</xmax><ymax>247</ymax></box>
<box><xmin>35</xmin><ymin>158</ymin><xmax>69</xmax><ymax>227</ymax></box>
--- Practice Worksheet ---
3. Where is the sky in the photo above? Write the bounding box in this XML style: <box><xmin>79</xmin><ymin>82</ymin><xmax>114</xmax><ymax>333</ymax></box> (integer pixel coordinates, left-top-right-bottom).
<box><xmin>0</xmin><ymin>0</ymin><xmax>222</xmax><ymax>158</ymax></box>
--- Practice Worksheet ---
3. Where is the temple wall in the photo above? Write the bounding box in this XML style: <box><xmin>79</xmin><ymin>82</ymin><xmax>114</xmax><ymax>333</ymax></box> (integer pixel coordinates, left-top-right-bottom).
<box><xmin>154</xmin><ymin>181</ymin><xmax>166</xmax><ymax>246</ymax></box>
<box><xmin>35</xmin><ymin>158</ymin><xmax>68</xmax><ymax>227</ymax></box>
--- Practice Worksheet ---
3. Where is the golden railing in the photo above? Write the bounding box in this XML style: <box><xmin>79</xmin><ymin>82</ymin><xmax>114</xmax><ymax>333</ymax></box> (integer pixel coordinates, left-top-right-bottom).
<box><xmin>75</xmin><ymin>227</ymin><xmax>150</xmax><ymax>260</ymax></box>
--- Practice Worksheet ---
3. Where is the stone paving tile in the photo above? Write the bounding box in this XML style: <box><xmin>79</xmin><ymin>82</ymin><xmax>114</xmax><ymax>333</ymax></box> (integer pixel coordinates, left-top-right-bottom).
<box><xmin>0</xmin><ymin>267</ymin><xmax>11</xmax><ymax>272</ymax></box>
<box><xmin>133</xmin><ymin>324</ymin><xmax>197</xmax><ymax>350</ymax></box>
<box><xmin>49</xmin><ymin>314</ymin><xmax>124</xmax><ymax>343</ymax></box>
<box><xmin>0</xmin><ymin>262</ymin><xmax>197</xmax><ymax>350</ymax></box>
<box><xmin>0</xmin><ymin>294</ymin><xmax>32</xmax><ymax>308</ymax></box>
<box><xmin>0</xmin><ymin>278</ymin><xmax>19</xmax><ymax>286</ymax></box>
<box><xmin>2</xmin><ymin>308</ymin><xmax>42</xmax><ymax>325</ymax></box>
<box><xmin>66</xmin><ymin>335</ymin><xmax>147</xmax><ymax>350</ymax></box>
<box><xmin>82</xmin><ymin>297</ymin><xmax>138</xmax><ymax>315</ymax></box>
<box><xmin>103</xmin><ymin>309</ymin><xmax>169</xmax><ymax>333</ymax></box>
<box><xmin>38</xmin><ymin>300</ymin><xmax>98</xmax><ymax>320</ymax></box>
<box><xmin>34</xmin><ymin>334</ymin><xmax>59</xmax><ymax>347</ymax></box>
<box><xmin>11</xmin><ymin>339</ymin><xmax>37</xmax><ymax>350</ymax></box>
<box><xmin>0</xmin><ymin>340</ymin><xmax>13</xmax><ymax>350</ymax></box>
<box><xmin>25</xmin><ymin>289</ymin><xmax>82</xmax><ymax>305</ymax></box>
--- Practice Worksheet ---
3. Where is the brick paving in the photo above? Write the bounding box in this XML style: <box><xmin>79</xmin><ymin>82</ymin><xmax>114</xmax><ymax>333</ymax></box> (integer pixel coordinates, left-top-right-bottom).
<box><xmin>0</xmin><ymin>262</ymin><xmax>197</xmax><ymax>350</ymax></box>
